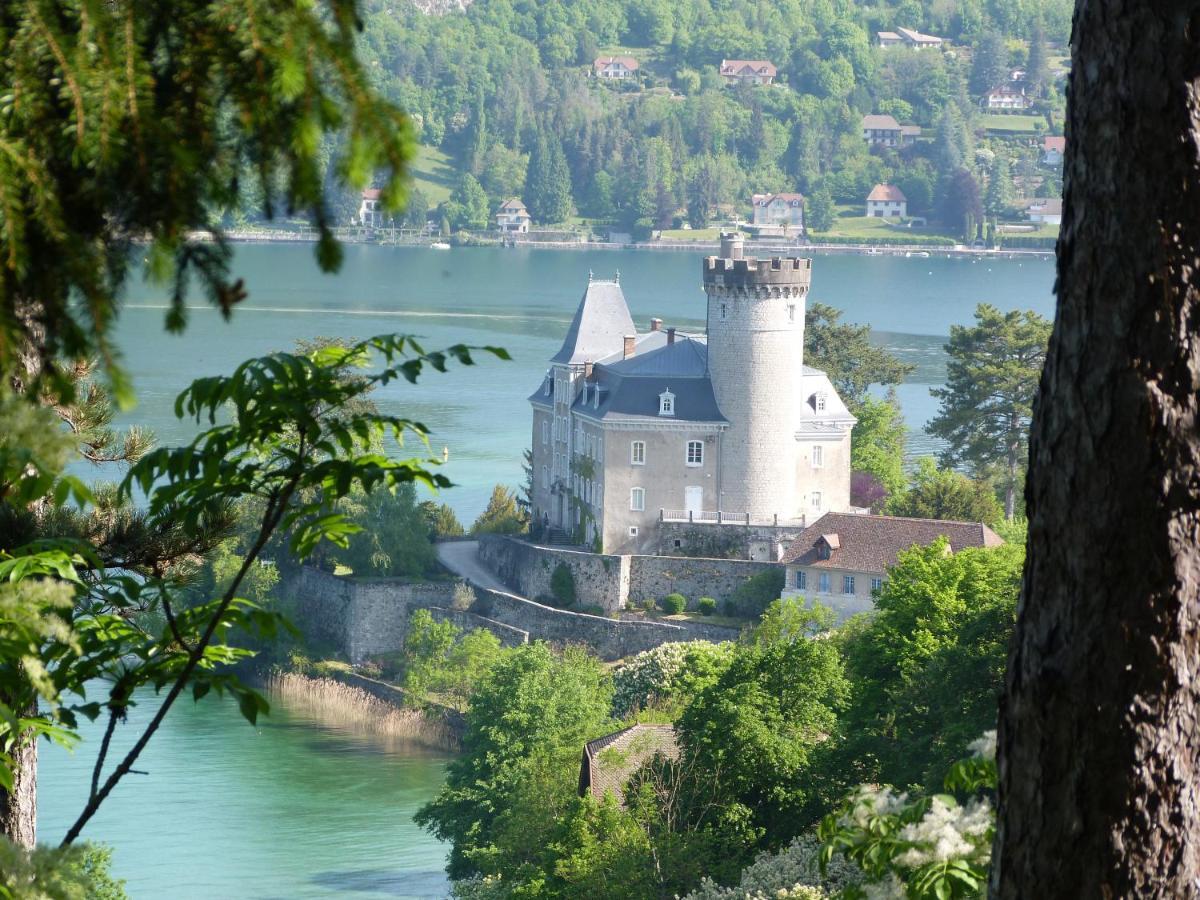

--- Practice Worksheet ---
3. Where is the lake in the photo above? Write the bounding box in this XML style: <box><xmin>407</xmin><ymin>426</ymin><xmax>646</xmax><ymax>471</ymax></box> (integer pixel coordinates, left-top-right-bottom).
<box><xmin>38</xmin><ymin>687</ymin><xmax>453</xmax><ymax>899</ymax></box>
<box><xmin>111</xmin><ymin>244</ymin><xmax>1056</xmax><ymax>523</ymax></box>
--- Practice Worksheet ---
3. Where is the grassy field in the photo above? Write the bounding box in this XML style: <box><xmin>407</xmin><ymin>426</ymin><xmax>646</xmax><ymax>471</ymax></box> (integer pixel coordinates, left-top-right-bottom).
<box><xmin>812</xmin><ymin>206</ymin><xmax>957</xmax><ymax>241</ymax></box>
<box><xmin>980</xmin><ymin>113</ymin><xmax>1045</xmax><ymax>133</ymax></box>
<box><xmin>656</xmin><ymin>227</ymin><xmax>723</xmax><ymax>241</ymax></box>
<box><xmin>409</xmin><ymin>144</ymin><xmax>457</xmax><ymax>205</ymax></box>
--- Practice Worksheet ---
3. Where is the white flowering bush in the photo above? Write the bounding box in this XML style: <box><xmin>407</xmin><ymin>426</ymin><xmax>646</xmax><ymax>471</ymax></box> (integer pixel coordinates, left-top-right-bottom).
<box><xmin>611</xmin><ymin>641</ymin><xmax>734</xmax><ymax>718</ymax></box>
<box><xmin>817</xmin><ymin>732</ymin><xmax>997</xmax><ymax>900</ymax></box>
<box><xmin>450</xmin><ymin>874</ymin><xmax>512</xmax><ymax>900</ymax></box>
<box><xmin>682</xmin><ymin>835</ymin><xmax>862</xmax><ymax>900</ymax></box>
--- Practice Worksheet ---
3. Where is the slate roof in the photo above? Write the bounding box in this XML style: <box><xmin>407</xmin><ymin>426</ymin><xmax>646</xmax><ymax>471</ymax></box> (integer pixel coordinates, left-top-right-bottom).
<box><xmin>551</xmin><ymin>279</ymin><xmax>636</xmax><ymax>365</ymax></box>
<box><xmin>896</xmin><ymin>26</ymin><xmax>944</xmax><ymax>44</ymax></box>
<box><xmin>862</xmin><ymin>114</ymin><xmax>901</xmax><ymax>131</ymax></box>
<box><xmin>868</xmin><ymin>184</ymin><xmax>908</xmax><ymax>203</ymax></box>
<box><xmin>781</xmin><ymin>512</ymin><xmax>1004</xmax><ymax>572</ymax></box>
<box><xmin>573</xmin><ymin>337</ymin><xmax>728</xmax><ymax>424</ymax></box>
<box><xmin>752</xmin><ymin>192</ymin><xmax>805</xmax><ymax>207</ymax></box>
<box><xmin>498</xmin><ymin>198</ymin><xmax>528</xmax><ymax>212</ymax></box>
<box><xmin>578</xmin><ymin>725</ymin><xmax>679</xmax><ymax>803</ymax></box>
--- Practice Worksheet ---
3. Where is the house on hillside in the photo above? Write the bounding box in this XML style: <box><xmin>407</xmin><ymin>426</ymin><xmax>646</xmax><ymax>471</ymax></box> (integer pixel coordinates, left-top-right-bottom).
<box><xmin>579</xmin><ymin>725</ymin><xmax>678</xmax><ymax>804</ymax></box>
<box><xmin>750</xmin><ymin>193</ymin><xmax>805</xmax><ymax>229</ymax></box>
<box><xmin>866</xmin><ymin>184</ymin><xmax>907</xmax><ymax>218</ymax></box>
<box><xmin>593</xmin><ymin>56</ymin><xmax>639</xmax><ymax>80</ymax></box>
<box><xmin>1042</xmin><ymin>135</ymin><xmax>1066</xmax><ymax>166</ymax></box>
<box><xmin>780</xmin><ymin>513</ymin><xmax>1003</xmax><ymax>619</ymax></box>
<box><xmin>877</xmin><ymin>27</ymin><xmax>945</xmax><ymax>49</ymax></box>
<box><xmin>861</xmin><ymin>114</ymin><xmax>920</xmax><ymax>148</ymax></box>
<box><xmin>358</xmin><ymin>188</ymin><xmax>383</xmax><ymax>228</ymax></box>
<box><xmin>986</xmin><ymin>85</ymin><xmax>1030</xmax><ymax>110</ymax></box>
<box><xmin>719</xmin><ymin>59</ymin><xmax>777</xmax><ymax>85</ymax></box>
<box><xmin>496</xmin><ymin>198</ymin><xmax>532</xmax><ymax>233</ymax></box>
<box><xmin>1026</xmin><ymin>198</ymin><xmax>1063</xmax><ymax>225</ymax></box>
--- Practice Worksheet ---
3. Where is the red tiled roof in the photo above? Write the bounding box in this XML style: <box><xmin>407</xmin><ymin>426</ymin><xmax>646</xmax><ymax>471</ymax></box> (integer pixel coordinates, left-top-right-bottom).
<box><xmin>752</xmin><ymin>192</ymin><xmax>805</xmax><ymax>206</ymax></box>
<box><xmin>720</xmin><ymin>59</ymin><xmax>777</xmax><ymax>77</ymax></box>
<box><xmin>361</xmin><ymin>188</ymin><xmax>382</xmax><ymax>200</ymax></box>
<box><xmin>1043</xmin><ymin>136</ymin><xmax>1066</xmax><ymax>152</ymax></box>
<box><xmin>593</xmin><ymin>55</ymin><xmax>639</xmax><ymax>71</ymax></box>
<box><xmin>578</xmin><ymin>725</ymin><xmax>679</xmax><ymax>803</ymax></box>
<box><xmin>867</xmin><ymin>183</ymin><xmax>907</xmax><ymax>203</ymax></box>
<box><xmin>781</xmin><ymin>512</ymin><xmax>1003</xmax><ymax>572</ymax></box>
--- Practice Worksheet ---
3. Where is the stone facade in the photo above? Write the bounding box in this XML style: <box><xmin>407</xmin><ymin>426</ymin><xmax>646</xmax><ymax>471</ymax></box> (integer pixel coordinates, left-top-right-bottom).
<box><xmin>627</xmin><ymin>555</ymin><xmax>782</xmax><ymax>608</ymax></box>
<box><xmin>528</xmin><ymin>236</ymin><xmax>854</xmax><ymax>556</ymax></box>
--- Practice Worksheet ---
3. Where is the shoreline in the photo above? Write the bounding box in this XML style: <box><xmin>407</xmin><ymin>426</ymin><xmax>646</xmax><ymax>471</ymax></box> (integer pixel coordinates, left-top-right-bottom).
<box><xmin>200</xmin><ymin>228</ymin><xmax>1055</xmax><ymax>260</ymax></box>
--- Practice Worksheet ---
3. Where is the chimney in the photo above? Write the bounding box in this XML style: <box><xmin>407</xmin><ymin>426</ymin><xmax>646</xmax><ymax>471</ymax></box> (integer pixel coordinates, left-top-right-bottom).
<box><xmin>623</xmin><ymin>335</ymin><xmax>636</xmax><ymax>359</ymax></box>
<box><xmin>667</xmin><ymin>327</ymin><xmax>676</xmax><ymax>346</ymax></box>
<box><xmin>720</xmin><ymin>231</ymin><xmax>744</xmax><ymax>260</ymax></box>
<box><xmin>584</xmin><ymin>361</ymin><xmax>594</xmax><ymax>379</ymax></box>
<box><xmin>650</xmin><ymin>317</ymin><xmax>663</xmax><ymax>332</ymax></box>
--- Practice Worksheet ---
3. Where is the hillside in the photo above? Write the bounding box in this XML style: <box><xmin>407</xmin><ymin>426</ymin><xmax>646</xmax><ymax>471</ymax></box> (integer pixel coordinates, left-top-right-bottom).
<box><xmin>342</xmin><ymin>0</ymin><xmax>1071</xmax><ymax>240</ymax></box>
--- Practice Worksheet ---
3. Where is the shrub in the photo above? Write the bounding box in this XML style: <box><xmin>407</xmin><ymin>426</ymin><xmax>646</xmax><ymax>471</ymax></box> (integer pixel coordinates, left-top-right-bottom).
<box><xmin>611</xmin><ymin>641</ymin><xmax>735</xmax><ymax>718</ymax></box>
<box><xmin>727</xmin><ymin>569</ymin><xmax>786</xmax><ymax>618</ymax></box>
<box><xmin>697</xmin><ymin>597</ymin><xmax>717</xmax><ymax>616</ymax></box>
<box><xmin>640</xmin><ymin>598</ymin><xmax>657</xmax><ymax>612</ymax></box>
<box><xmin>660</xmin><ymin>593</ymin><xmax>686</xmax><ymax>615</ymax></box>
<box><xmin>580</xmin><ymin>604</ymin><xmax>605</xmax><ymax>616</ymax></box>
<box><xmin>549</xmin><ymin>563</ymin><xmax>576</xmax><ymax>608</ymax></box>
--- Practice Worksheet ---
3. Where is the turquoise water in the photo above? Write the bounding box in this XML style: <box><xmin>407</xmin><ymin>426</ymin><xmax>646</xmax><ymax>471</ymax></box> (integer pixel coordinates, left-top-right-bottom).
<box><xmin>112</xmin><ymin>244</ymin><xmax>1056</xmax><ymax>522</ymax></box>
<box><xmin>38</xmin><ymin>687</ymin><xmax>453</xmax><ymax>899</ymax></box>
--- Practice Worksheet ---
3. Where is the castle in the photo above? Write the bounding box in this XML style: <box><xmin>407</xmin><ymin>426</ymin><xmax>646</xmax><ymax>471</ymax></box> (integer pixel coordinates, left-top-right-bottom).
<box><xmin>528</xmin><ymin>234</ymin><xmax>855</xmax><ymax>556</ymax></box>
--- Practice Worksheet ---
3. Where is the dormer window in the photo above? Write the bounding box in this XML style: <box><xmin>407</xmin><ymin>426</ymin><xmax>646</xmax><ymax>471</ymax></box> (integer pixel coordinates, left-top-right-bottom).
<box><xmin>817</xmin><ymin>533</ymin><xmax>838</xmax><ymax>559</ymax></box>
<box><xmin>811</xmin><ymin>392</ymin><xmax>827</xmax><ymax>412</ymax></box>
<box><xmin>659</xmin><ymin>389</ymin><xmax>675</xmax><ymax>417</ymax></box>
<box><xmin>593</xmin><ymin>388</ymin><xmax>601</xmax><ymax>410</ymax></box>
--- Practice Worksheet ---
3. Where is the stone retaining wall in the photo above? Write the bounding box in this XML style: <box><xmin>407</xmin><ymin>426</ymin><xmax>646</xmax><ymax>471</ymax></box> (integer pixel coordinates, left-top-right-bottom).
<box><xmin>427</xmin><ymin>606</ymin><xmax>529</xmax><ymax>648</ymax></box>
<box><xmin>478</xmin><ymin>536</ymin><xmax>630</xmax><ymax>614</ymax></box>
<box><xmin>628</xmin><ymin>556</ymin><xmax>781</xmax><ymax>609</ymax></box>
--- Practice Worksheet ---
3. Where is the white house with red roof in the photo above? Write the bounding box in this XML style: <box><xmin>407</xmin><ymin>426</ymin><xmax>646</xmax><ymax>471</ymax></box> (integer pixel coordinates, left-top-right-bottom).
<box><xmin>1042</xmin><ymin>135</ymin><xmax>1066</xmax><ymax>165</ymax></box>
<box><xmin>593</xmin><ymin>56</ymin><xmax>639</xmax><ymax>80</ymax></box>
<box><xmin>986</xmin><ymin>85</ymin><xmax>1029</xmax><ymax>110</ymax></box>
<box><xmin>719</xmin><ymin>59</ymin><xmax>777</xmax><ymax>85</ymax></box>
<box><xmin>750</xmin><ymin>192</ymin><xmax>805</xmax><ymax>229</ymax></box>
<box><xmin>358</xmin><ymin>188</ymin><xmax>383</xmax><ymax>228</ymax></box>
<box><xmin>866</xmin><ymin>184</ymin><xmax>907</xmax><ymax>218</ymax></box>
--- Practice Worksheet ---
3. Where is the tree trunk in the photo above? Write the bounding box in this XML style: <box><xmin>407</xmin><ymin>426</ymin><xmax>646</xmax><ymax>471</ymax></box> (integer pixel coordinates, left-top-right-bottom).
<box><xmin>0</xmin><ymin>711</ymin><xmax>37</xmax><ymax>848</ymax></box>
<box><xmin>992</xmin><ymin>2</ymin><xmax>1200</xmax><ymax>896</ymax></box>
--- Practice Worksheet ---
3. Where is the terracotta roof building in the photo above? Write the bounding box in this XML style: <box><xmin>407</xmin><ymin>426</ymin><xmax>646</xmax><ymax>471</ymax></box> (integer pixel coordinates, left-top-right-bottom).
<box><xmin>496</xmin><ymin>198</ymin><xmax>532</xmax><ymax>233</ymax></box>
<box><xmin>1042</xmin><ymin>136</ymin><xmax>1066</xmax><ymax>165</ymax></box>
<box><xmin>719</xmin><ymin>59</ymin><xmax>777</xmax><ymax>85</ymax></box>
<box><xmin>578</xmin><ymin>725</ymin><xmax>679</xmax><ymax>804</ymax></box>
<box><xmin>781</xmin><ymin>512</ymin><xmax>1003</xmax><ymax>619</ymax></box>
<box><xmin>593</xmin><ymin>56</ymin><xmax>639</xmax><ymax>79</ymax></box>
<box><xmin>866</xmin><ymin>183</ymin><xmax>907</xmax><ymax>218</ymax></box>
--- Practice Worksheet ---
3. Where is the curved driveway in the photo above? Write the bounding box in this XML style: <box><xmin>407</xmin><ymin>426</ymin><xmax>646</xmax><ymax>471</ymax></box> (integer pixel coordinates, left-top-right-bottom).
<box><xmin>435</xmin><ymin>540</ymin><xmax>514</xmax><ymax>594</ymax></box>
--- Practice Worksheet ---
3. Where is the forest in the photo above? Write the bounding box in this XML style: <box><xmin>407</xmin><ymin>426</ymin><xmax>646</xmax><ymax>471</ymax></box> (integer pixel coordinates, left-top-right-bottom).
<box><xmin>321</xmin><ymin>0</ymin><xmax>1075</xmax><ymax>239</ymax></box>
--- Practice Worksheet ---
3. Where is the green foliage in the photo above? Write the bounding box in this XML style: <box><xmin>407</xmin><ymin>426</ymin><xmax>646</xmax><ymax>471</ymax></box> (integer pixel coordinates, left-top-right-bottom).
<box><xmin>849</xmin><ymin>394</ymin><xmax>908</xmax><ymax>499</ymax></box>
<box><xmin>835</xmin><ymin>540</ymin><xmax>1022</xmax><ymax>790</ymax></box>
<box><xmin>323</xmin><ymin>483</ymin><xmax>438</xmax><ymax>577</ymax></box>
<box><xmin>677</xmin><ymin>637</ymin><xmax>850</xmax><ymax>854</ymax></box>
<box><xmin>611</xmin><ymin>641</ymin><xmax>735</xmax><ymax>720</ymax></box>
<box><xmin>697</xmin><ymin>598</ymin><xmax>717</xmax><ymax>616</ymax></box>
<box><xmin>886</xmin><ymin>459</ymin><xmax>1004</xmax><ymax>526</ymax></box>
<box><xmin>419</xmin><ymin>500</ymin><xmax>465</xmax><ymax>539</ymax></box>
<box><xmin>447</xmin><ymin>174</ymin><xmax>491</xmax><ymax>231</ymax></box>
<box><xmin>804</xmin><ymin>305</ymin><xmax>914</xmax><ymax>410</ymax></box>
<box><xmin>928</xmin><ymin>304</ymin><xmax>1051</xmax><ymax>518</ymax></box>
<box><xmin>726</xmin><ymin>569</ymin><xmax>786</xmax><ymax>619</ymax></box>
<box><xmin>415</xmin><ymin>643</ymin><xmax>614</xmax><ymax>879</ymax></box>
<box><xmin>0</xmin><ymin>840</ymin><xmax>126</xmax><ymax>899</ymax></box>
<box><xmin>471</xmin><ymin>486</ymin><xmax>528</xmax><ymax>536</ymax></box>
<box><xmin>401</xmin><ymin>610</ymin><xmax>504</xmax><ymax>709</ymax></box>
<box><xmin>524</xmin><ymin>130</ymin><xmax>573</xmax><ymax>225</ymax></box>
<box><xmin>660</xmin><ymin>593</ymin><xmax>687</xmax><ymax>615</ymax></box>
<box><xmin>806</xmin><ymin>189</ymin><xmax>836</xmax><ymax>232</ymax></box>
<box><xmin>0</xmin><ymin>334</ymin><xmax>503</xmax><ymax>840</ymax></box>
<box><xmin>0</xmin><ymin>0</ymin><xmax>414</xmax><ymax>402</ymax></box>
<box><xmin>747</xmin><ymin>599</ymin><xmax>835</xmax><ymax>647</ymax></box>
<box><xmin>550</xmin><ymin>564</ymin><xmax>576</xmax><ymax>608</ymax></box>
<box><xmin>818</xmin><ymin>735</ymin><xmax>996</xmax><ymax>900</ymax></box>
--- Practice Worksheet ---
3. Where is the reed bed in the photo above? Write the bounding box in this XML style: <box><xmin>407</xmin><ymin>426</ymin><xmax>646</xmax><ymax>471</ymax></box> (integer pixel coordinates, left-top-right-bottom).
<box><xmin>266</xmin><ymin>671</ymin><xmax>460</xmax><ymax>752</ymax></box>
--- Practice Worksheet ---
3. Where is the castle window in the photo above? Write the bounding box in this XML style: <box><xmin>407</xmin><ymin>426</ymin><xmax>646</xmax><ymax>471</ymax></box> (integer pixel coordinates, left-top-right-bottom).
<box><xmin>812</xmin><ymin>491</ymin><xmax>822</xmax><ymax>510</ymax></box>
<box><xmin>542</xmin><ymin>465</ymin><xmax>548</xmax><ymax>489</ymax></box>
<box><xmin>815</xmin><ymin>393</ymin><xmax>827</xmax><ymax>412</ymax></box>
<box><xmin>812</xmin><ymin>445</ymin><xmax>824</xmax><ymax>468</ymax></box>
<box><xmin>871</xmin><ymin>577</ymin><xmax>884</xmax><ymax>593</ymax></box>
<box><xmin>630</xmin><ymin>487</ymin><xmax>645</xmax><ymax>511</ymax></box>
<box><xmin>843</xmin><ymin>575</ymin><xmax>856</xmax><ymax>594</ymax></box>
<box><xmin>795</xmin><ymin>569</ymin><xmax>807</xmax><ymax>590</ymax></box>
<box><xmin>629</xmin><ymin>526</ymin><xmax>639</xmax><ymax>537</ymax></box>
<box><xmin>542</xmin><ymin>421</ymin><xmax>548</xmax><ymax>445</ymax></box>
<box><xmin>788</xmin><ymin>304</ymin><xmax>795</xmax><ymax>322</ymax></box>
<box><xmin>818</xmin><ymin>573</ymin><xmax>831</xmax><ymax>593</ymax></box>
<box><xmin>686</xmin><ymin>440</ymin><xmax>704</xmax><ymax>466</ymax></box>
<box><xmin>659</xmin><ymin>389</ymin><xmax>675</xmax><ymax>416</ymax></box>
<box><xmin>720</xmin><ymin>303</ymin><xmax>727</xmax><ymax>319</ymax></box>
<box><xmin>631</xmin><ymin>441</ymin><xmax>645</xmax><ymax>465</ymax></box>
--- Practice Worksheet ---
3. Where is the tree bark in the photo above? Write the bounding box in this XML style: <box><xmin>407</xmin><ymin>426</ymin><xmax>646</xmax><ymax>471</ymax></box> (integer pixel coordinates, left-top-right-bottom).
<box><xmin>992</xmin><ymin>2</ymin><xmax>1200</xmax><ymax>896</ymax></box>
<box><xmin>0</xmin><ymin>709</ymin><xmax>37</xmax><ymax>848</ymax></box>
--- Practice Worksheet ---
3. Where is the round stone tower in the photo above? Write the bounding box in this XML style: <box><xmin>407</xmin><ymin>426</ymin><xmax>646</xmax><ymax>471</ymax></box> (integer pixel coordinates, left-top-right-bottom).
<box><xmin>703</xmin><ymin>233</ymin><xmax>812</xmax><ymax>521</ymax></box>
